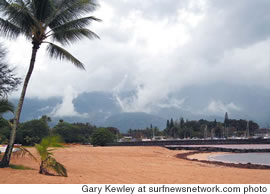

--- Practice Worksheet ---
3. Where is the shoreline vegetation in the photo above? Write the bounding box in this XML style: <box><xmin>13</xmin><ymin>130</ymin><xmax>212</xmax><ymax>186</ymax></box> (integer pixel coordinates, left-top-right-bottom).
<box><xmin>0</xmin><ymin>145</ymin><xmax>270</xmax><ymax>184</ymax></box>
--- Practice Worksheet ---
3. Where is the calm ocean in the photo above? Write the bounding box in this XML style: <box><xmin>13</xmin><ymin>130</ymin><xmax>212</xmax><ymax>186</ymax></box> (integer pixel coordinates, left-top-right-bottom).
<box><xmin>209</xmin><ymin>153</ymin><xmax>270</xmax><ymax>165</ymax></box>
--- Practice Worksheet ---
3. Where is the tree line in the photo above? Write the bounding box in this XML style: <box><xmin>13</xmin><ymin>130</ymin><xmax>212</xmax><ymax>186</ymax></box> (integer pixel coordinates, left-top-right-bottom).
<box><xmin>0</xmin><ymin>115</ymin><xmax>120</xmax><ymax>146</ymax></box>
<box><xmin>126</xmin><ymin>114</ymin><xmax>259</xmax><ymax>140</ymax></box>
<box><xmin>163</xmin><ymin>116</ymin><xmax>259</xmax><ymax>139</ymax></box>
<box><xmin>0</xmin><ymin>113</ymin><xmax>260</xmax><ymax>146</ymax></box>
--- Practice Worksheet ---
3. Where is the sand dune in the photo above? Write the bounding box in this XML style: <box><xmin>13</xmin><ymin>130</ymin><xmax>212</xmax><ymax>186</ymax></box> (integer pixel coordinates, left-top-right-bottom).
<box><xmin>0</xmin><ymin>145</ymin><xmax>269</xmax><ymax>184</ymax></box>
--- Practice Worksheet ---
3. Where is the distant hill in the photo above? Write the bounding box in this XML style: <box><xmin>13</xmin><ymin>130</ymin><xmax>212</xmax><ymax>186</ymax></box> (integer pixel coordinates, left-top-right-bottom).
<box><xmin>103</xmin><ymin>112</ymin><xmax>166</xmax><ymax>131</ymax></box>
<box><xmin>7</xmin><ymin>93</ymin><xmax>167</xmax><ymax>132</ymax></box>
<box><xmin>47</xmin><ymin>112</ymin><xmax>166</xmax><ymax>132</ymax></box>
<box><xmin>5</xmin><ymin>84</ymin><xmax>270</xmax><ymax>131</ymax></box>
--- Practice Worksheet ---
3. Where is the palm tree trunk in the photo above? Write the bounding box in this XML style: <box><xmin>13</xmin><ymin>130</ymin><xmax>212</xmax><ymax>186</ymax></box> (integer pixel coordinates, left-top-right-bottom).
<box><xmin>0</xmin><ymin>45</ymin><xmax>39</xmax><ymax>168</ymax></box>
<box><xmin>39</xmin><ymin>161</ymin><xmax>45</xmax><ymax>174</ymax></box>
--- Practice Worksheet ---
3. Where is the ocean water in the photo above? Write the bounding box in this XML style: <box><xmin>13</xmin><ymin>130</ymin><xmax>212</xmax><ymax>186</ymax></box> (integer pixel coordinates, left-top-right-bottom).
<box><xmin>209</xmin><ymin>153</ymin><xmax>270</xmax><ymax>165</ymax></box>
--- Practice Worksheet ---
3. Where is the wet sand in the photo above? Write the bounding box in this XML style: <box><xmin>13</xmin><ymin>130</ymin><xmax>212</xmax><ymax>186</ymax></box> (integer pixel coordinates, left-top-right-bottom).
<box><xmin>0</xmin><ymin>145</ymin><xmax>269</xmax><ymax>184</ymax></box>
<box><xmin>187</xmin><ymin>152</ymin><xmax>229</xmax><ymax>161</ymax></box>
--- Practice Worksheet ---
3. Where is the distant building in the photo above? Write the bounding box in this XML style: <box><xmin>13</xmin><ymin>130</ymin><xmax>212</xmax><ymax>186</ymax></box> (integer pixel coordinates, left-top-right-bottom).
<box><xmin>118</xmin><ymin>136</ymin><xmax>133</xmax><ymax>142</ymax></box>
<box><xmin>142</xmin><ymin>138</ymin><xmax>152</xmax><ymax>141</ymax></box>
<box><xmin>151</xmin><ymin>136</ymin><xmax>167</xmax><ymax>141</ymax></box>
<box><xmin>254</xmin><ymin>128</ymin><xmax>270</xmax><ymax>139</ymax></box>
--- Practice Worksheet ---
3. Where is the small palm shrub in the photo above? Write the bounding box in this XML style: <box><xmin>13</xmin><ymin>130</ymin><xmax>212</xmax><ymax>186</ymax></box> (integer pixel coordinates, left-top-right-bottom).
<box><xmin>17</xmin><ymin>136</ymin><xmax>67</xmax><ymax>177</ymax></box>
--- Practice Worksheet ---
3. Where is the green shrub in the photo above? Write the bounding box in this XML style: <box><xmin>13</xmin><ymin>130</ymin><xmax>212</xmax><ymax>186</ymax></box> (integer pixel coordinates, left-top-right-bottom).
<box><xmin>90</xmin><ymin>128</ymin><xmax>115</xmax><ymax>146</ymax></box>
<box><xmin>0</xmin><ymin>117</ymin><xmax>11</xmax><ymax>144</ymax></box>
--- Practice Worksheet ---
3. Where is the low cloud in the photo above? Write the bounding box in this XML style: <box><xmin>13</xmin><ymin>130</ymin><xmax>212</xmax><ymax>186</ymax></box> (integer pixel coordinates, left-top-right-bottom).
<box><xmin>206</xmin><ymin>100</ymin><xmax>241</xmax><ymax>115</ymax></box>
<box><xmin>50</xmin><ymin>86</ymin><xmax>88</xmax><ymax>118</ymax></box>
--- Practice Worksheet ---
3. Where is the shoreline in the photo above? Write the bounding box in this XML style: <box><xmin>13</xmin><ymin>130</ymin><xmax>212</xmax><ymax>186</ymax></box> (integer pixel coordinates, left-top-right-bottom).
<box><xmin>177</xmin><ymin>151</ymin><xmax>270</xmax><ymax>170</ymax></box>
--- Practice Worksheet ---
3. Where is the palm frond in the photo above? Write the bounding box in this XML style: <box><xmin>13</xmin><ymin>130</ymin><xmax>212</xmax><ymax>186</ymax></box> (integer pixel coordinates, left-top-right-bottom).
<box><xmin>35</xmin><ymin>143</ymin><xmax>47</xmax><ymax>161</ymax></box>
<box><xmin>43</xmin><ymin>0</ymin><xmax>75</xmax><ymax>27</ymax></box>
<box><xmin>0</xmin><ymin>18</ymin><xmax>21</xmax><ymax>39</ymax></box>
<box><xmin>0</xmin><ymin>0</ymin><xmax>38</xmax><ymax>38</ymax></box>
<box><xmin>46</xmin><ymin>156</ymin><xmax>68</xmax><ymax>177</ymax></box>
<box><xmin>47</xmin><ymin>148</ymin><xmax>57</xmax><ymax>152</ymax></box>
<box><xmin>42</xmin><ymin>135</ymin><xmax>63</xmax><ymax>148</ymax></box>
<box><xmin>13</xmin><ymin>146</ymin><xmax>39</xmax><ymax>163</ymax></box>
<box><xmin>31</xmin><ymin>0</ymin><xmax>54</xmax><ymax>23</ymax></box>
<box><xmin>0</xmin><ymin>99</ymin><xmax>14</xmax><ymax>115</ymax></box>
<box><xmin>0</xmin><ymin>0</ymin><xmax>10</xmax><ymax>11</ymax></box>
<box><xmin>11</xmin><ymin>2</ymin><xmax>40</xmax><ymax>27</ymax></box>
<box><xmin>49</xmin><ymin>16</ymin><xmax>101</xmax><ymax>33</ymax></box>
<box><xmin>48</xmin><ymin>0</ymin><xmax>98</xmax><ymax>29</ymax></box>
<box><xmin>46</xmin><ymin>42</ymin><xmax>85</xmax><ymax>69</ymax></box>
<box><xmin>52</xmin><ymin>28</ymin><xmax>99</xmax><ymax>45</ymax></box>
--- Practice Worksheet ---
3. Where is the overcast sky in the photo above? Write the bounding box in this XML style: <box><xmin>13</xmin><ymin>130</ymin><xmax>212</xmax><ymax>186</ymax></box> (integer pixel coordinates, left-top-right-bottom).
<box><xmin>3</xmin><ymin>0</ymin><xmax>270</xmax><ymax>118</ymax></box>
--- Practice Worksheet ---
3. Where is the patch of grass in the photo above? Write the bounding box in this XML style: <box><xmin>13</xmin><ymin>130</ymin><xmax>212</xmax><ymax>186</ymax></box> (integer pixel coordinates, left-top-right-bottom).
<box><xmin>9</xmin><ymin>164</ymin><xmax>34</xmax><ymax>170</ymax></box>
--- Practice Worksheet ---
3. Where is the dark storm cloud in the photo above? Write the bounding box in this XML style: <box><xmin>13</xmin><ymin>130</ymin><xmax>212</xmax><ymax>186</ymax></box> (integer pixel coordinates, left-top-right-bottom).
<box><xmin>183</xmin><ymin>0</ymin><xmax>270</xmax><ymax>63</ymax></box>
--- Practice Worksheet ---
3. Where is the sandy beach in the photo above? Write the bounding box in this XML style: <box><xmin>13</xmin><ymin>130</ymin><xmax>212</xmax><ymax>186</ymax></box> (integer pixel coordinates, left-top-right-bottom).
<box><xmin>0</xmin><ymin>145</ymin><xmax>269</xmax><ymax>184</ymax></box>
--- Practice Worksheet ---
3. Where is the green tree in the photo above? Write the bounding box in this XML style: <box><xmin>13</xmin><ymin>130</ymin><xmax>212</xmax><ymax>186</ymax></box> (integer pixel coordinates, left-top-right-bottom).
<box><xmin>224</xmin><ymin>112</ymin><xmax>229</xmax><ymax>137</ymax></box>
<box><xmin>0</xmin><ymin>0</ymin><xmax>100</xmax><ymax>167</ymax></box>
<box><xmin>41</xmin><ymin>115</ymin><xmax>51</xmax><ymax>123</ymax></box>
<box><xmin>0</xmin><ymin>100</ymin><xmax>14</xmax><ymax>144</ymax></box>
<box><xmin>0</xmin><ymin>43</ymin><xmax>21</xmax><ymax>98</ymax></box>
<box><xmin>166</xmin><ymin>120</ymin><xmax>170</xmax><ymax>129</ymax></box>
<box><xmin>16</xmin><ymin>118</ymin><xmax>50</xmax><ymax>145</ymax></box>
<box><xmin>170</xmin><ymin>118</ymin><xmax>174</xmax><ymax>128</ymax></box>
<box><xmin>106</xmin><ymin>127</ymin><xmax>120</xmax><ymax>136</ymax></box>
<box><xmin>180</xmin><ymin>117</ymin><xmax>185</xmax><ymax>127</ymax></box>
<box><xmin>53</xmin><ymin>121</ymin><xmax>95</xmax><ymax>144</ymax></box>
<box><xmin>90</xmin><ymin>128</ymin><xmax>115</xmax><ymax>146</ymax></box>
<box><xmin>0</xmin><ymin>43</ymin><xmax>20</xmax><ymax>144</ymax></box>
<box><xmin>0</xmin><ymin>117</ymin><xmax>11</xmax><ymax>144</ymax></box>
<box><xmin>0</xmin><ymin>99</ymin><xmax>14</xmax><ymax>115</ymax></box>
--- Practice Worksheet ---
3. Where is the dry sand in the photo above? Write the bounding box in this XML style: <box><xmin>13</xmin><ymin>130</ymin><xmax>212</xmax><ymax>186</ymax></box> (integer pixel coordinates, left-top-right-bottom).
<box><xmin>0</xmin><ymin>145</ymin><xmax>269</xmax><ymax>184</ymax></box>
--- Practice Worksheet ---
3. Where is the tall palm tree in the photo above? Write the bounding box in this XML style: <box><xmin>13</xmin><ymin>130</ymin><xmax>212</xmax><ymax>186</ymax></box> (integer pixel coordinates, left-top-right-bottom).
<box><xmin>0</xmin><ymin>0</ymin><xmax>100</xmax><ymax>167</ymax></box>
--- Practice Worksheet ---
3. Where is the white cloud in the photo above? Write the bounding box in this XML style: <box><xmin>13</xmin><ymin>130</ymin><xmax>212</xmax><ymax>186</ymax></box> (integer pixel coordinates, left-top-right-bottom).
<box><xmin>206</xmin><ymin>100</ymin><xmax>241</xmax><ymax>115</ymax></box>
<box><xmin>38</xmin><ymin>106</ymin><xmax>51</xmax><ymax>112</ymax></box>
<box><xmin>2</xmin><ymin>0</ymin><xmax>270</xmax><ymax>118</ymax></box>
<box><xmin>50</xmin><ymin>86</ymin><xmax>88</xmax><ymax>118</ymax></box>
<box><xmin>157</xmin><ymin>98</ymin><xmax>186</xmax><ymax>109</ymax></box>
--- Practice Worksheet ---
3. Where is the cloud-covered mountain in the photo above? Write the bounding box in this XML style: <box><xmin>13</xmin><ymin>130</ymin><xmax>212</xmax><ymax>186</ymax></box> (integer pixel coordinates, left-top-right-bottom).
<box><xmin>7</xmin><ymin>92</ymin><xmax>167</xmax><ymax>131</ymax></box>
<box><xmin>7</xmin><ymin>83</ymin><xmax>270</xmax><ymax>132</ymax></box>
<box><xmin>103</xmin><ymin>112</ymin><xmax>166</xmax><ymax>131</ymax></box>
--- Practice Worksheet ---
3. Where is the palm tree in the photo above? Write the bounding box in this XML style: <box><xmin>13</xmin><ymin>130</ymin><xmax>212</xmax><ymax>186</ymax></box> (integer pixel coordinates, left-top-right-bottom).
<box><xmin>16</xmin><ymin>136</ymin><xmax>67</xmax><ymax>176</ymax></box>
<box><xmin>35</xmin><ymin>136</ymin><xmax>67</xmax><ymax>176</ymax></box>
<box><xmin>0</xmin><ymin>0</ymin><xmax>100</xmax><ymax>167</ymax></box>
